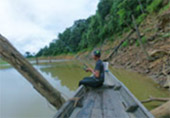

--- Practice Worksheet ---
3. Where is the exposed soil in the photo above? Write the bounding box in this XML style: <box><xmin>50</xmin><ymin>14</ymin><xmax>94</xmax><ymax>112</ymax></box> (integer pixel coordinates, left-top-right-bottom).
<box><xmin>109</xmin><ymin>38</ymin><xmax>170</xmax><ymax>87</ymax></box>
<box><xmin>107</xmin><ymin>10</ymin><xmax>170</xmax><ymax>88</ymax></box>
<box><xmin>77</xmin><ymin>9</ymin><xmax>170</xmax><ymax>88</ymax></box>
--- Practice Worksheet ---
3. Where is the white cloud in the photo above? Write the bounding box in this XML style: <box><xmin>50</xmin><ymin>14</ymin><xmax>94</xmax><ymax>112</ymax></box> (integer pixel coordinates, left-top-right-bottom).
<box><xmin>0</xmin><ymin>0</ymin><xmax>99</xmax><ymax>54</ymax></box>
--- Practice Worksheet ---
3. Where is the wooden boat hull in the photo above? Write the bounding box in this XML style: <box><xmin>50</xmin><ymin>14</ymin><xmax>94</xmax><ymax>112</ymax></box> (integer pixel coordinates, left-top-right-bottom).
<box><xmin>54</xmin><ymin>71</ymin><xmax>154</xmax><ymax>118</ymax></box>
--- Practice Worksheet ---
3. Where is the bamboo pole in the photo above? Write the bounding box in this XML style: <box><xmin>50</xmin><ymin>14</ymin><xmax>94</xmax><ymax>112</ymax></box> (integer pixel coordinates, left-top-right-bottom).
<box><xmin>0</xmin><ymin>34</ymin><xmax>65</xmax><ymax>109</ymax></box>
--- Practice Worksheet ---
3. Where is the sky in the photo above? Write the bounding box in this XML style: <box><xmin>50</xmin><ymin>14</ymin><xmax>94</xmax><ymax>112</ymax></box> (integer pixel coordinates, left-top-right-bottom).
<box><xmin>0</xmin><ymin>0</ymin><xmax>99</xmax><ymax>54</ymax></box>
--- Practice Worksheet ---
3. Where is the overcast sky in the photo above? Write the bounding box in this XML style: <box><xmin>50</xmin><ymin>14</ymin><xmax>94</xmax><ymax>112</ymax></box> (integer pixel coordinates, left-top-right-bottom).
<box><xmin>0</xmin><ymin>0</ymin><xmax>99</xmax><ymax>54</ymax></box>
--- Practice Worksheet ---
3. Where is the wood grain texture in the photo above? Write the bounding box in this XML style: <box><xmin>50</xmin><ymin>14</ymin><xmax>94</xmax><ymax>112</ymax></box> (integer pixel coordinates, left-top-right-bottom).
<box><xmin>0</xmin><ymin>34</ymin><xmax>65</xmax><ymax>109</ymax></box>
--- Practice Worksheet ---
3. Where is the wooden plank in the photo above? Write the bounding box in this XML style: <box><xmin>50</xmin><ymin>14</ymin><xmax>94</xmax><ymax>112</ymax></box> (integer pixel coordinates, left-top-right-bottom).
<box><xmin>119</xmin><ymin>87</ymin><xmax>139</xmax><ymax>112</ymax></box>
<box><xmin>91</xmin><ymin>109</ymin><xmax>103</xmax><ymax>118</ymax></box>
<box><xmin>70</xmin><ymin>108</ymin><xmax>82</xmax><ymax>118</ymax></box>
<box><xmin>76</xmin><ymin>91</ymin><xmax>96</xmax><ymax>118</ymax></box>
<box><xmin>91</xmin><ymin>89</ymin><xmax>104</xmax><ymax>118</ymax></box>
<box><xmin>54</xmin><ymin>69</ymin><xmax>154</xmax><ymax>118</ymax></box>
<box><xmin>133</xmin><ymin>107</ymin><xmax>151</xmax><ymax>118</ymax></box>
<box><xmin>54</xmin><ymin>85</ymin><xmax>86</xmax><ymax>118</ymax></box>
<box><xmin>108</xmin><ymin>71</ymin><xmax>154</xmax><ymax>118</ymax></box>
<box><xmin>102</xmin><ymin>89</ymin><xmax>129</xmax><ymax>118</ymax></box>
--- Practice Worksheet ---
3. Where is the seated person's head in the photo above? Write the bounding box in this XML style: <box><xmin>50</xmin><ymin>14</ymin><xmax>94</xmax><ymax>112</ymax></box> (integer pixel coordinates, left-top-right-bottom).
<box><xmin>93</xmin><ymin>50</ymin><xmax>101</xmax><ymax>60</ymax></box>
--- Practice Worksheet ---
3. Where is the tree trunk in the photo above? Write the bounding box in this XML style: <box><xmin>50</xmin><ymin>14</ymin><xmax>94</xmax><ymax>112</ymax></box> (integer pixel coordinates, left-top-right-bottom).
<box><xmin>103</xmin><ymin>30</ymin><xmax>135</xmax><ymax>61</ymax></box>
<box><xmin>0</xmin><ymin>34</ymin><xmax>65</xmax><ymax>109</ymax></box>
<box><xmin>131</xmin><ymin>15</ymin><xmax>152</xmax><ymax>61</ymax></box>
<box><xmin>151</xmin><ymin>101</ymin><xmax>170</xmax><ymax>118</ymax></box>
<box><xmin>137</xmin><ymin>0</ymin><xmax>145</xmax><ymax>14</ymax></box>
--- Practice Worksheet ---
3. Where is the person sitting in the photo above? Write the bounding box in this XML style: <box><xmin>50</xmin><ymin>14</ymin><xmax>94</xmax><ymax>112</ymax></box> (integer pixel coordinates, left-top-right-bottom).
<box><xmin>79</xmin><ymin>50</ymin><xmax>105</xmax><ymax>88</ymax></box>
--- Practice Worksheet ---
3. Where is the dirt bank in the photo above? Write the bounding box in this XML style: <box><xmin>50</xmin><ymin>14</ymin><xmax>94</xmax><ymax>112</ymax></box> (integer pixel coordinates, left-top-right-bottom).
<box><xmin>77</xmin><ymin>10</ymin><xmax>170</xmax><ymax>89</ymax></box>
<box><xmin>109</xmin><ymin>10</ymin><xmax>170</xmax><ymax>87</ymax></box>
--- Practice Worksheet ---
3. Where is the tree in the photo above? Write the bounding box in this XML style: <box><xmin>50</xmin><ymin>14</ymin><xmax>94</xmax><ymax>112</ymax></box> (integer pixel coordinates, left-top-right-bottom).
<box><xmin>36</xmin><ymin>0</ymin><xmax>162</xmax><ymax>57</ymax></box>
<box><xmin>25</xmin><ymin>51</ymin><xmax>33</xmax><ymax>58</ymax></box>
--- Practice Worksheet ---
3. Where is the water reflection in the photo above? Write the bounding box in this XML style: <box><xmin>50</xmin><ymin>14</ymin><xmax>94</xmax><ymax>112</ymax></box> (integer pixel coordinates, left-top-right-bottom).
<box><xmin>0</xmin><ymin>61</ymin><xmax>90</xmax><ymax>118</ymax></box>
<box><xmin>0</xmin><ymin>60</ymin><xmax>169</xmax><ymax>118</ymax></box>
<box><xmin>39</xmin><ymin>61</ymin><xmax>90</xmax><ymax>91</ymax></box>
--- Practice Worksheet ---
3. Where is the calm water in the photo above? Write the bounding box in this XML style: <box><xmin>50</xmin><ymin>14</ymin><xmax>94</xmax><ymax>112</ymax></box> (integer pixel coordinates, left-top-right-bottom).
<box><xmin>110</xmin><ymin>67</ymin><xmax>170</xmax><ymax>110</ymax></box>
<box><xmin>0</xmin><ymin>60</ymin><xmax>169</xmax><ymax>118</ymax></box>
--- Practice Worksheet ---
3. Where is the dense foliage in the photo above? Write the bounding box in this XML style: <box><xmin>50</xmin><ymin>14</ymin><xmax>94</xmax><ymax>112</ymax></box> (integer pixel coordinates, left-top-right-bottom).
<box><xmin>36</xmin><ymin>0</ymin><xmax>164</xmax><ymax>57</ymax></box>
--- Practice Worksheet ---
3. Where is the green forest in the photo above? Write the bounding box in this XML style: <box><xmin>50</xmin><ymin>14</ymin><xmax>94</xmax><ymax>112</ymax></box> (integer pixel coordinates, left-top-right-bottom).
<box><xmin>36</xmin><ymin>0</ymin><xmax>166</xmax><ymax>57</ymax></box>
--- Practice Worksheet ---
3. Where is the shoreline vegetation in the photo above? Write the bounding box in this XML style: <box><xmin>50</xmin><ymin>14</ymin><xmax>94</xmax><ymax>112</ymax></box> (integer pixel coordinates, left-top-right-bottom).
<box><xmin>2</xmin><ymin>1</ymin><xmax>169</xmax><ymax>89</ymax></box>
<box><xmin>33</xmin><ymin>0</ymin><xmax>170</xmax><ymax>89</ymax></box>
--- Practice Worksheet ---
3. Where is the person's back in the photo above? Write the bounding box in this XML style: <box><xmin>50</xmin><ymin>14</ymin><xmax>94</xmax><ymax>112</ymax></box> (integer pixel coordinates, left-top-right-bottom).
<box><xmin>79</xmin><ymin>50</ymin><xmax>105</xmax><ymax>88</ymax></box>
<box><xmin>94</xmin><ymin>59</ymin><xmax>104</xmax><ymax>82</ymax></box>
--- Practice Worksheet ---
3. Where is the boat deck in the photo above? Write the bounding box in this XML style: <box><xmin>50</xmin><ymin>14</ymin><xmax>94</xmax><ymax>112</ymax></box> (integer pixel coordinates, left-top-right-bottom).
<box><xmin>71</xmin><ymin>87</ymin><xmax>130</xmax><ymax>118</ymax></box>
<box><xmin>54</xmin><ymin>71</ymin><xmax>154</xmax><ymax>118</ymax></box>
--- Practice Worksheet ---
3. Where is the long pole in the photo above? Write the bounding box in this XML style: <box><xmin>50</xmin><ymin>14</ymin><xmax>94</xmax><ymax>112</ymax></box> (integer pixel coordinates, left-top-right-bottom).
<box><xmin>0</xmin><ymin>34</ymin><xmax>65</xmax><ymax>109</ymax></box>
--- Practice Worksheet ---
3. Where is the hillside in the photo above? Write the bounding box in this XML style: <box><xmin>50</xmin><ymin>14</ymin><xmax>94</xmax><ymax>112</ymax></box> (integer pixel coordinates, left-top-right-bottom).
<box><xmin>77</xmin><ymin>9</ymin><xmax>170</xmax><ymax>88</ymax></box>
<box><xmin>36</xmin><ymin>0</ymin><xmax>170</xmax><ymax>88</ymax></box>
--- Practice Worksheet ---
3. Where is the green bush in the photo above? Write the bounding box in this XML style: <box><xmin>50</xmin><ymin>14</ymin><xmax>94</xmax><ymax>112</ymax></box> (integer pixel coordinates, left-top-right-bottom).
<box><xmin>142</xmin><ymin>36</ymin><xmax>147</xmax><ymax>44</ymax></box>
<box><xmin>159</xmin><ymin>2</ymin><xmax>170</xmax><ymax>13</ymax></box>
<box><xmin>136</xmin><ymin>36</ymin><xmax>147</xmax><ymax>46</ymax></box>
<box><xmin>147</xmin><ymin>0</ymin><xmax>162</xmax><ymax>13</ymax></box>
<box><xmin>122</xmin><ymin>40</ymin><xmax>129</xmax><ymax>48</ymax></box>
<box><xmin>136</xmin><ymin>13</ymin><xmax>147</xmax><ymax>24</ymax></box>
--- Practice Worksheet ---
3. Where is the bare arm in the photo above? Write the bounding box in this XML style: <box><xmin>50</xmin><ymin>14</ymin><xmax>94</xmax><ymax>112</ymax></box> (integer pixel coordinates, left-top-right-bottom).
<box><xmin>86</xmin><ymin>68</ymin><xmax>100</xmax><ymax>78</ymax></box>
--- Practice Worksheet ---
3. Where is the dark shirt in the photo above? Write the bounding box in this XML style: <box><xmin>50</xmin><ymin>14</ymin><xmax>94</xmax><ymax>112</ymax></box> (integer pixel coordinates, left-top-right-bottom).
<box><xmin>94</xmin><ymin>59</ymin><xmax>105</xmax><ymax>82</ymax></box>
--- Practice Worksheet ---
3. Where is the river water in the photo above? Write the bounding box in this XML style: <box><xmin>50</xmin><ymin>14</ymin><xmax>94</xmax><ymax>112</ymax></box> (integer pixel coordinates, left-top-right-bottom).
<box><xmin>0</xmin><ymin>60</ymin><xmax>169</xmax><ymax>118</ymax></box>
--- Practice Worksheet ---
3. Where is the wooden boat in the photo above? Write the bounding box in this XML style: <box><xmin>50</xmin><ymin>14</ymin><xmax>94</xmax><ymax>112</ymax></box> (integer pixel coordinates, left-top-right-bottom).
<box><xmin>54</xmin><ymin>66</ymin><xmax>154</xmax><ymax>118</ymax></box>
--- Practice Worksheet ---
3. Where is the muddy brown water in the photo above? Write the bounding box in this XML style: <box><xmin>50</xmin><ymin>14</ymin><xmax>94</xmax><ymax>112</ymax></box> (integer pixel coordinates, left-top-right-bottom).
<box><xmin>0</xmin><ymin>60</ymin><xmax>169</xmax><ymax>118</ymax></box>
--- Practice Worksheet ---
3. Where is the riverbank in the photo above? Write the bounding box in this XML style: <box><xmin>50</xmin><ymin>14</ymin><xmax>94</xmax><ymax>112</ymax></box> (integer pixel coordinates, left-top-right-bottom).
<box><xmin>1</xmin><ymin>9</ymin><xmax>169</xmax><ymax>89</ymax></box>
<box><xmin>27</xmin><ymin>46</ymin><xmax>170</xmax><ymax>90</ymax></box>
<box><xmin>76</xmin><ymin>9</ymin><xmax>170</xmax><ymax>89</ymax></box>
